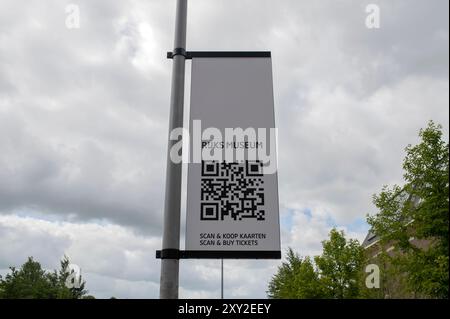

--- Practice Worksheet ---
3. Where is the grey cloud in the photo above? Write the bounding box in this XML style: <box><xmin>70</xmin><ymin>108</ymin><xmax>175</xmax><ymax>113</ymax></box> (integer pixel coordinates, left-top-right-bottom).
<box><xmin>0</xmin><ymin>0</ymin><xmax>175</xmax><ymax>232</ymax></box>
<box><xmin>0</xmin><ymin>220</ymin><xmax>70</xmax><ymax>269</ymax></box>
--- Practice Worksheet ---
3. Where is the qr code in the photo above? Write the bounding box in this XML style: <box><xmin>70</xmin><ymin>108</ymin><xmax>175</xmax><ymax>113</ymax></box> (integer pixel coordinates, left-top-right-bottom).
<box><xmin>200</xmin><ymin>161</ymin><xmax>265</xmax><ymax>221</ymax></box>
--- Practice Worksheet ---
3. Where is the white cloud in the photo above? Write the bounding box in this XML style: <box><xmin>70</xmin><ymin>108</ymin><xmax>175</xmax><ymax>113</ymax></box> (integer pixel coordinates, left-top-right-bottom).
<box><xmin>279</xmin><ymin>75</ymin><xmax>449</xmax><ymax>224</ymax></box>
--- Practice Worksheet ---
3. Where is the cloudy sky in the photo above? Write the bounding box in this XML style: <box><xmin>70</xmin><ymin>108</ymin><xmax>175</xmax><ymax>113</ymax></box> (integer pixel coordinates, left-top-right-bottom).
<box><xmin>0</xmin><ymin>0</ymin><xmax>448</xmax><ymax>298</ymax></box>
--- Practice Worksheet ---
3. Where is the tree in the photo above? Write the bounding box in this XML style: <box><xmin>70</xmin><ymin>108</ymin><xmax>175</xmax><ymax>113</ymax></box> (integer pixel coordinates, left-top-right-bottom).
<box><xmin>56</xmin><ymin>256</ymin><xmax>88</xmax><ymax>299</ymax></box>
<box><xmin>367</xmin><ymin>121</ymin><xmax>449</xmax><ymax>298</ymax></box>
<box><xmin>358</xmin><ymin>249</ymin><xmax>410</xmax><ymax>299</ymax></box>
<box><xmin>268</xmin><ymin>229</ymin><xmax>363</xmax><ymax>299</ymax></box>
<box><xmin>267</xmin><ymin>248</ymin><xmax>324</xmax><ymax>298</ymax></box>
<box><xmin>0</xmin><ymin>256</ymin><xmax>89</xmax><ymax>299</ymax></box>
<box><xmin>314</xmin><ymin>229</ymin><xmax>364</xmax><ymax>299</ymax></box>
<box><xmin>0</xmin><ymin>257</ymin><xmax>56</xmax><ymax>299</ymax></box>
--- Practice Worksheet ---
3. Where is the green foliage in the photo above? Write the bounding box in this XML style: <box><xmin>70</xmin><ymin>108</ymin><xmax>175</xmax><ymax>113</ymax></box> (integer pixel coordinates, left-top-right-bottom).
<box><xmin>57</xmin><ymin>256</ymin><xmax>88</xmax><ymax>299</ymax></box>
<box><xmin>0</xmin><ymin>256</ymin><xmax>88</xmax><ymax>299</ymax></box>
<box><xmin>0</xmin><ymin>258</ymin><xmax>55</xmax><ymax>299</ymax></box>
<box><xmin>314</xmin><ymin>229</ymin><xmax>364</xmax><ymax>298</ymax></box>
<box><xmin>268</xmin><ymin>229</ymin><xmax>363</xmax><ymax>299</ymax></box>
<box><xmin>367</xmin><ymin>121</ymin><xmax>449</xmax><ymax>298</ymax></box>
<box><xmin>358</xmin><ymin>249</ymin><xmax>410</xmax><ymax>299</ymax></box>
<box><xmin>267</xmin><ymin>248</ymin><xmax>323</xmax><ymax>298</ymax></box>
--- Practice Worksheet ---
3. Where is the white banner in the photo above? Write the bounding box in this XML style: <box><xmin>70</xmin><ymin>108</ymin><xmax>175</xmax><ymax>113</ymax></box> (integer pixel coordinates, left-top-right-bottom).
<box><xmin>185</xmin><ymin>53</ymin><xmax>281</xmax><ymax>258</ymax></box>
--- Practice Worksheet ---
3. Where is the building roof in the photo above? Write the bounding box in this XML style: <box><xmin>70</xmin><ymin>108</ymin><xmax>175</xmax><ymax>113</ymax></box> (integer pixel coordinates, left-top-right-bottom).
<box><xmin>362</xmin><ymin>187</ymin><xmax>419</xmax><ymax>249</ymax></box>
<box><xmin>362</xmin><ymin>230</ymin><xmax>379</xmax><ymax>248</ymax></box>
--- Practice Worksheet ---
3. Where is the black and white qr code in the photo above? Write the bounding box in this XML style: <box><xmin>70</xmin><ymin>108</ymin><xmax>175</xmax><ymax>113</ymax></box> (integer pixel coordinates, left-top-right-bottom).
<box><xmin>200</xmin><ymin>161</ymin><xmax>265</xmax><ymax>221</ymax></box>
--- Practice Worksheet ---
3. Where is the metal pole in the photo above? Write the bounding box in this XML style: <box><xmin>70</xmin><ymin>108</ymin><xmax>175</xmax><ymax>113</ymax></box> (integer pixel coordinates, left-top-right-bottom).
<box><xmin>160</xmin><ymin>0</ymin><xmax>188</xmax><ymax>299</ymax></box>
<box><xmin>221</xmin><ymin>259</ymin><xmax>224</xmax><ymax>299</ymax></box>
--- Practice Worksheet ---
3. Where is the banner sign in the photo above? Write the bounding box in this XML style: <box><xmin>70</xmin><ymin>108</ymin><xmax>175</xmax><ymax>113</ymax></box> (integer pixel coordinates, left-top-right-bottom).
<box><xmin>185</xmin><ymin>52</ymin><xmax>281</xmax><ymax>259</ymax></box>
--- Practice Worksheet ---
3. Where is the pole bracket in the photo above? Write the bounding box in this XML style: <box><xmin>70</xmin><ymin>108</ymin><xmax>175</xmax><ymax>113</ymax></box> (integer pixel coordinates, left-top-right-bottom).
<box><xmin>156</xmin><ymin>250</ymin><xmax>281</xmax><ymax>259</ymax></box>
<box><xmin>156</xmin><ymin>249</ymin><xmax>182</xmax><ymax>259</ymax></box>
<box><xmin>167</xmin><ymin>50</ymin><xmax>271</xmax><ymax>59</ymax></box>
<box><xmin>167</xmin><ymin>48</ymin><xmax>191</xmax><ymax>59</ymax></box>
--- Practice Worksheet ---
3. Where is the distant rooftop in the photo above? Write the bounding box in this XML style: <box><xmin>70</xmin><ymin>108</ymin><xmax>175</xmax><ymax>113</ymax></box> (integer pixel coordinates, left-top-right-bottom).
<box><xmin>362</xmin><ymin>230</ymin><xmax>379</xmax><ymax>248</ymax></box>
